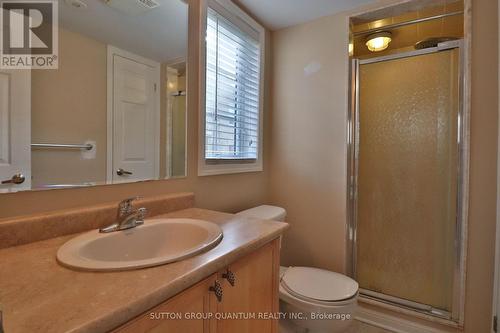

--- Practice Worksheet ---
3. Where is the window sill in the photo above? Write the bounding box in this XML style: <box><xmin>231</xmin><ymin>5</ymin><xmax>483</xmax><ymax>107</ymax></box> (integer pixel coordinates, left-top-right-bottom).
<box><xmin>198</xmin><ymin>160</ymin><xmax>263</xmax><ymax>176</ymax></box>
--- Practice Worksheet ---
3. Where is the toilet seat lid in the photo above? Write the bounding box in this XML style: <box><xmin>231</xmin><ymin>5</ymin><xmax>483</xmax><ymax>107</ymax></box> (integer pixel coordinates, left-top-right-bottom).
<box><xmin>281</xmin><ymin>267</ymin><xmax>358</xmax><ymax>302</ymax></box>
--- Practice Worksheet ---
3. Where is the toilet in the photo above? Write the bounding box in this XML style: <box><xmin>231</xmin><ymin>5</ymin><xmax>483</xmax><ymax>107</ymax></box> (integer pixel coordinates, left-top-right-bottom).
<box><xmin>237</xmin><ymin>205</ymin><xmax>358</xmax><ymax>333</ymax></box>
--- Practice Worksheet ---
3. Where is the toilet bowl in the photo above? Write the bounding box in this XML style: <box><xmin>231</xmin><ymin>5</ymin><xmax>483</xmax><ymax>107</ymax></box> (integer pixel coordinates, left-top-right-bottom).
<box><xmin>237</xmin><ymin>205</ymin><xmax>358</xmax><ymax>333</ymax></box>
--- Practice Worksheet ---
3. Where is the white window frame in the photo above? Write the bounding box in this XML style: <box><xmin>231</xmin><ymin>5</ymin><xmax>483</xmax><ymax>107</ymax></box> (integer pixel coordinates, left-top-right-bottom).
<box><xmin>198</xmin><ymin>0</ymin><xmax>266</xmax><ymax>176</ymax></box>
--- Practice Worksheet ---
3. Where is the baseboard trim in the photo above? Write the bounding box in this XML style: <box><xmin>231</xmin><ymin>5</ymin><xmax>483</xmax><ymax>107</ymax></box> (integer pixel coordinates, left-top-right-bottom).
<box><xmin>356</xmin><ymin>306</ymin><xmax>451</xmax><ymax>333</ymax></box>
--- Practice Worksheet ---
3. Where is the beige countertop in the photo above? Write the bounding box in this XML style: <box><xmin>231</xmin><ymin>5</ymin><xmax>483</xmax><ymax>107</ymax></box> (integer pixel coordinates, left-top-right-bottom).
<box><xmin>0</xmin><ymin>208</ymin><xmax>288</xmax><ymax>333</ymax></box>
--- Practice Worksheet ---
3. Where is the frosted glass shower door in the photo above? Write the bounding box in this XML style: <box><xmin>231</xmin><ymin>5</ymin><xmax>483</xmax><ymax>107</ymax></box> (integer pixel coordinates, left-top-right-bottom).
<box><xmin>356</xmin><ymin>48</ymin><xmax>459</xmax><ymax>312</ymax></box>
<box><xmin>171</xmin><ymin>95</ymin><xmax>186</xmax><ymax>177</ymax></box>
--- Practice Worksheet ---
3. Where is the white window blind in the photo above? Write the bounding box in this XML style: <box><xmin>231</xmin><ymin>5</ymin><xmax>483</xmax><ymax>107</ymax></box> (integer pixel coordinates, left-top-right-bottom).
<box><xmin>205</xmin><ymin>8</ymin><xmax>261</xmax><ymax>160</ymax></box>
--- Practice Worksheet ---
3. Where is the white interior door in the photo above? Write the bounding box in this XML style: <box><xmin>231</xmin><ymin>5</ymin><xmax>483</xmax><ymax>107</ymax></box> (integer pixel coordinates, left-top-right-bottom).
<box><xmin>0</xmin><ymin>69</ymin><xmax>31</xmax><ymax>192</ymax></box>
<box><xmin>108</xmin><ymin>47</ymin><xmax>160</xmax><ymax>183</ymax></box>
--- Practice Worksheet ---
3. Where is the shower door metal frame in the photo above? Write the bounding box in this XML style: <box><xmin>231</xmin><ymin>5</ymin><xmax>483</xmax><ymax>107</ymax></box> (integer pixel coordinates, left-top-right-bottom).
<box><xmin>346</xmin><ymin>40</ymin><xmax>469</xmax><ymax>325</ymax></box>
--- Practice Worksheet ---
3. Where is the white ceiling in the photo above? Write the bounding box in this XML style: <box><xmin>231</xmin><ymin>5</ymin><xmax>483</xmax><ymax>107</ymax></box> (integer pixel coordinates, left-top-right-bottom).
<box><xmin>237</xmin><ymin>0</ymin><xmax>376</xmax><ymax>30</ymax></box>
<box><xmin>60</xmin><ymin>0</ymin><xmax>188</xmax><ymax>63</ymax></box>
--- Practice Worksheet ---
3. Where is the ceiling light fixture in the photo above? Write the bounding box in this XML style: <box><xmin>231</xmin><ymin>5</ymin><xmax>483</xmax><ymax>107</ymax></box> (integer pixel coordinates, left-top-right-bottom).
<box><xmin>366</xmin><ymin>31</ymin><xmax>392</xmax><ymax>52</ymax></box>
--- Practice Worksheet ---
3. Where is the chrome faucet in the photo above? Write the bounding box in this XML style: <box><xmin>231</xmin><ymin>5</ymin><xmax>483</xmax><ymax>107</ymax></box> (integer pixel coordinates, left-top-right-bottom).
<box><xmin>99</xmin><ymin>197</ymin><xmax>148</xmax><ymax>233</ymax></box>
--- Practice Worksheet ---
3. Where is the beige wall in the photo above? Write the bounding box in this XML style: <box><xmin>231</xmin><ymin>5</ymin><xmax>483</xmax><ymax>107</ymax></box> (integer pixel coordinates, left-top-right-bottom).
<box><xmin>464</xmin><ymin>0</ymin><xmax>498</xmax><ymax>330</ymax></box>
<box><xmin>269</xmin><ymin>14</ymin><xmax>349</xmax><ymax>273</ymax></box>
<box><xmin>270</xmin><ymin>0</ymin><xmax>497</xmax><ymax>331</ymax></box>
<box><xmin>31</xmin><ymin>28</ymin><xmax>107</xmax><ymax>187</ymax></box>
<box><xmin>0</xmin><ymin>0</ymin><xmax>271</xmax><ymax>219</ymax></box>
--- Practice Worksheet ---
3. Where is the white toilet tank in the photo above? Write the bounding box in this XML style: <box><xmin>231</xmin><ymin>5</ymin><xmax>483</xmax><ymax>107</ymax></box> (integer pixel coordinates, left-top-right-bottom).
<box><xmin>236</xmin><ymin>205</ymin><xmax>287</xmax><ymax>221</ymax></box>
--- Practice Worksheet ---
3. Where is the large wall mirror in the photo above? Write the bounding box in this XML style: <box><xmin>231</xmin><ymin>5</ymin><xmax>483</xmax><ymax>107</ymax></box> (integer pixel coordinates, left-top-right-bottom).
<box><xmin>0</xmin><ymin>0</ymin><xmax>188</xmax><ymax>193</ymax></box>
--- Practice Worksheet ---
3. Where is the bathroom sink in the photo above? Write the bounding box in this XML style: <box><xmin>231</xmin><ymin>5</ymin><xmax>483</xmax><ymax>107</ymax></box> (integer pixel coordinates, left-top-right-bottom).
<box><xmin>57</xmin><ymin>218</ymin><xmax>223</xmax><ymax>271</ymax></box>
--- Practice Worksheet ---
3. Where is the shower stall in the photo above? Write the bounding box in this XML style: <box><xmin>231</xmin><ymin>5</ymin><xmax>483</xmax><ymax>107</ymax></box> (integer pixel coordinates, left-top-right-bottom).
<box><xmin>347</xmin><ymin>40</ymin><xmax>468</xmax><ymax>323</ymax></box>
<box><xmin>168</xmin><ymin>91</ymin><xmax>187</xmax><ymax>178</ymax></box>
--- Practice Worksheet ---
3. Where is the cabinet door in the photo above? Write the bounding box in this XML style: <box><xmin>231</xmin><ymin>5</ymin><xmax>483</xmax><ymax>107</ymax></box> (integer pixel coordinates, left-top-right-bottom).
<box><xmin>115</xmin><ymin>274</ymin><xmax>217</xmax><ymax>333</ymax></box>
<box><xmin>216</xmin><ymin>239</ymin><xmax>280</xmax><ymax>333</ymax></box>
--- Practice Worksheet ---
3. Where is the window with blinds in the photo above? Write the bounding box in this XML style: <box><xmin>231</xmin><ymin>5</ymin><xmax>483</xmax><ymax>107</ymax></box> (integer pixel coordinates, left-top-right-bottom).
<box><xmin>205</xmin><ymin>8</ymin><xmax>261</xmax><ymax>161</ymax></box>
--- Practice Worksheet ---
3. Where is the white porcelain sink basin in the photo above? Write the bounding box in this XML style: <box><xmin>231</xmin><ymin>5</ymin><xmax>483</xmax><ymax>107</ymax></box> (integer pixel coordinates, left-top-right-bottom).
<box><xmin>57</xmin><ymin>218</ymin><xmax>223</xmax><ymax>271</ymax></box>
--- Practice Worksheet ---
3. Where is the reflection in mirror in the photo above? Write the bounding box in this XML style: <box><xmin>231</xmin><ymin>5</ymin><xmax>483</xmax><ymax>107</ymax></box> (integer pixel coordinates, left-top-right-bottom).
<box><xmin>0</xmin><ymin>0</ymin><xmax>188</xmax><ymax>193</ymax></box>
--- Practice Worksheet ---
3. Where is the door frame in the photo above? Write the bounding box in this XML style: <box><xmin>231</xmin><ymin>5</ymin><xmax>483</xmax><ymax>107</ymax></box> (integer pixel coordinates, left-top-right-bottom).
<box><xmin>0</xmin><ymin>69</ymin><xmax>31</xmax><ymax>192</ymax></box>
<box><xmin>165</xmin><ymin>65</ymin><xmax>178</xmax><ymax>179</ymax></box>
<box><xmin>106</xmin><ymin>45</ymin><xmax>161</xmax><ymax>183</ymax></box>
<box><xmin>492</xmin><ymin>2</ymin><xmax>500</xmax><ymax>330</ymax></box>
<box><xmin>346</xmin><ymin>40</ymin><xmax>470</xmax><ymax>326</ymax></box>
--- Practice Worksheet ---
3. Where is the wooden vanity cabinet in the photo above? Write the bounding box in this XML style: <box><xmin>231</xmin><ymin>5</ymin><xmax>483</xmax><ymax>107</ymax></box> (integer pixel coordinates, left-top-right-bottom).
<box><xmin>216</xmin><ymin>240</ymin><xmax>279</xmax><ymax>333</ymax></box>
<box><xmin>114</xmin><ymin>239</ymin><xmax>280</xmax><ymax>333</ymax></box>
<box><xmin>116</xmin><ymin>275</ymin><xmax>218</xmax><ymax>333</ymax></box>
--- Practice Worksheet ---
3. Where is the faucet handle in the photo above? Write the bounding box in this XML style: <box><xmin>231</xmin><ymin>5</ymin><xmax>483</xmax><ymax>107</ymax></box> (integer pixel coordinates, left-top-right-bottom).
<box><xmin>134</xmin><ymin>208</ymin><xmax>148</xmax><ymax>227</ymax></box>
<box><xmin>118</xmin><ymin>196</ymin><xmax>142</xmax><ymax>216</ymax></box>
<box><xmin>137</xmin><ymin>207</ymin><xmax>148</xmax><ymax>220</ymax></box>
